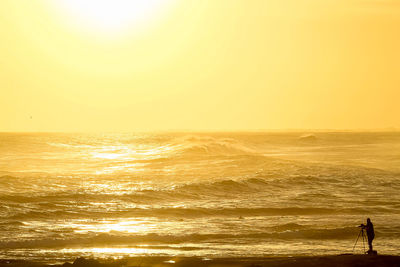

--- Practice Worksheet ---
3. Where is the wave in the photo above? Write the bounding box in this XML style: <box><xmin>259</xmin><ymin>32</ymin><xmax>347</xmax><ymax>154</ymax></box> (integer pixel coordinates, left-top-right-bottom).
<box><xmin>6</xmin><ymin>206</ymin><xmax>396</xmax><ymax>221</ymax></box>
<box><xmin>0</xmin><ymin>220</ymin><xmax>25</xmax><ymax>226</ymax></box>
<box><xmin>0</xmin><ymin>177</ymin><xmax>278</xmax><ymax>202</ymax></box>
<box><xmin>0</xmin><ymin>226</ymin><xmax>372</xmax><ymax>249</ymax></box>
<box><xmin>170</xmin><ymin>136</ymin><xmax>257</xmax><ymax>156</ymax></box>
<box><xmin>2</xmin><ymin>170</ymin><xmax>400</xmax><ymax>222</ymax></box>
<box><xmin>298</xmin><ymin>134</ymin><xmax>318</xmax><ymax>143</ymax></box>
<box><xmin>2</xmin><ymin>170</ymin><xmax>399</xmax><ymax>202</ymax></box>
<box><xmin>46</xmin><ymin>135</ymin><xmax>259</xmax><ymax>160</ymax></box>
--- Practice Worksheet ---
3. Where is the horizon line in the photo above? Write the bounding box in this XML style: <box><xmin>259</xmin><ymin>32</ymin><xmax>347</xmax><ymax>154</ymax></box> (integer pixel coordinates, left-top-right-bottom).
<box><xmin>0</xmin><ymin>128</ymin><xmax>399</xmax><ymax>134</ymax></box>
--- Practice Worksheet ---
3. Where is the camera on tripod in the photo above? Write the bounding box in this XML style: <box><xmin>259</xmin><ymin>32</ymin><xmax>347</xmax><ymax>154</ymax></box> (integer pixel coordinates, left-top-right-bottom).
<box><xmin>353</xmin><ymin>221</ymin><xmax>377</xmax><ymax>255</ymax></box>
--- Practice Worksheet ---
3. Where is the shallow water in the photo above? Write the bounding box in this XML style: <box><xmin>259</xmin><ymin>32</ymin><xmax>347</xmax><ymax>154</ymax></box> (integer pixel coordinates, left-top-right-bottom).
<box><xmin>0</xmin><ymin>132</ymin><xmax>399</xmax><ymax>262</ymax></box>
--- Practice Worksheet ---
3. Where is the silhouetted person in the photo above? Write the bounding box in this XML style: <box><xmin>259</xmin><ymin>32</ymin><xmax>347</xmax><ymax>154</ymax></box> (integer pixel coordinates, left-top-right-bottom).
<box><xmin>361</xmin><ymin>218</ymin><xmax>375</xmax><ymax>252</ymax></box>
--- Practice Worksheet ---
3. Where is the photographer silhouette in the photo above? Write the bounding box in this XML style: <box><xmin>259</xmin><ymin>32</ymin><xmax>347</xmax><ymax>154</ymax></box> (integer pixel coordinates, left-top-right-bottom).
<box><xmin>360</xmin><ymin>218</ymin><xmax>375</xmax><ymax>253</ymax></box>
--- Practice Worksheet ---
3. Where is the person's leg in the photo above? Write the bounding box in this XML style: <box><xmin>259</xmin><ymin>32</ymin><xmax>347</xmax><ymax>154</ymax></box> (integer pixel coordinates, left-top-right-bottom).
<box><xmin>368</xmin><ymin>237</ymin><xmax>373</xmax><ymax>251</ymax></box>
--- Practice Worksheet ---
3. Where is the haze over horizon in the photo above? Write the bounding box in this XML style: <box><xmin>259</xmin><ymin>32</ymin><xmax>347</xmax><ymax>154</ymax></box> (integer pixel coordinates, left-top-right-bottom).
<box><xmin>1</xmin><ymin>128</ymin><xmax>400</xmax><ymax>134</ymax></box>
<box><xmin>1</xmin><ymin>0</ymin><xmax>399</xmax><ymax>132</ymax></box>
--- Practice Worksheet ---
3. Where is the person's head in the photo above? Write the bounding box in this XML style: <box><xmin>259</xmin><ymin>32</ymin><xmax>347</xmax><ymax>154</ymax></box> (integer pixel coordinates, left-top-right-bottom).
<box><xmin>367</xmin><ymin>218</ymin><xmax>371</xmax><ymax>223</ymax></box>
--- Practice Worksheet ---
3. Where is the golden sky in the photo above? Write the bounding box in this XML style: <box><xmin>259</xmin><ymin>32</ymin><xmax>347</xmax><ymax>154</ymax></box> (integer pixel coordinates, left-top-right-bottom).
<box><xmin>1</xmin><ymin>0</ymin><xmax>399</xmax><ymax>132</ymax></box>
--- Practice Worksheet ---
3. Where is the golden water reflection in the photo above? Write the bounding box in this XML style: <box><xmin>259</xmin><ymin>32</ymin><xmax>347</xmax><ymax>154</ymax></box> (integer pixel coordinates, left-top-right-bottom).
<box><xmin>71</xmin><ymin>219</ymin><xmax>150</xmax><ymax>234</ymax></box>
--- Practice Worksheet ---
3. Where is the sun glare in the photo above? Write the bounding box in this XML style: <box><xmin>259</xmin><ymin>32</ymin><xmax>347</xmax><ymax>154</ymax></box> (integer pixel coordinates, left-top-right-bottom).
<box><xmin>53</xmin><ymin>0</ymin><xmax>171</xmax><ymax>36</ymax></box>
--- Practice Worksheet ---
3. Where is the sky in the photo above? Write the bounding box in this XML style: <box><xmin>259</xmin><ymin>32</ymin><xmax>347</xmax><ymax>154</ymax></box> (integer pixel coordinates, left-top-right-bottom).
<box><xmin>1</xmin><ymin>0</ymin><xmax>399</xmax><ymax>132</ymax></box>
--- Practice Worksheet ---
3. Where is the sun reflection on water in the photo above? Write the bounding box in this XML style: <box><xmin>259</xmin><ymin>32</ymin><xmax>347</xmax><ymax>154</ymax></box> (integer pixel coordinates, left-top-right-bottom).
<box><xmin>88</xmin><ymin>144</ymin><xmax>177</xmax><ymax>175</ymax></box>
<box><xmin>91</xmin><ymin>145</ymin><xmax>175</xmax><ymax>160</ymax></box>
<box><xmin>70</xmin><ymin>219</ymin><xmax>150</xmax><ymax>234</ymax></box>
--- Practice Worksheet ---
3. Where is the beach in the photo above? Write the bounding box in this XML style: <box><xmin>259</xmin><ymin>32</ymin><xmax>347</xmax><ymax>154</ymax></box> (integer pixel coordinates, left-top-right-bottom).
<box><xmin>2</xmin><ymin>255</ymin><xmax>400</xmax><ymax>267</ymax></box>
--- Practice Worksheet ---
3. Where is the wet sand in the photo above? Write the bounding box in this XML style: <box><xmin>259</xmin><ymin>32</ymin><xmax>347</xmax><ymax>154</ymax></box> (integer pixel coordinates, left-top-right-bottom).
<box><xmin>1</xmin><ymin>255</ymin><xmax>400</xmax><ymax>267</ymax></box>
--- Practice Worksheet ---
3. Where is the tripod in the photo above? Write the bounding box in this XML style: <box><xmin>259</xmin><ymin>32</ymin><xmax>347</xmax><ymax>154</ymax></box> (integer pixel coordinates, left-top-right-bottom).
<box><xmin>352</xmin><ymin>227</ymin><xmax>367</xmax><ymax>253</ymax></box>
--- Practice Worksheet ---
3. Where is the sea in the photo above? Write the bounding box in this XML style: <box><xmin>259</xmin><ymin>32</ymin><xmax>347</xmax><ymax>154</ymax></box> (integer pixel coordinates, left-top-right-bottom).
<box><xmin>0</xmin><ymin>132</ymin><xmax>399</xmax><ymax>263</ymax></box>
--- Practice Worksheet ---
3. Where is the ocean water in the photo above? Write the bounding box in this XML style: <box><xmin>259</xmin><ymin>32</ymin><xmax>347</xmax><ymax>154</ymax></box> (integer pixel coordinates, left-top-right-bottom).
<box><xmin>0</xmin><ymin>132</ymin><xmax>400</xmax><ymax>263</ymax></box>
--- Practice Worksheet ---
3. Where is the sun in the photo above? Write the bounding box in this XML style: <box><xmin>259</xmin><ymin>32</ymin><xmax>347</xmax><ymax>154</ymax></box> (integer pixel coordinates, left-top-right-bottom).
<box><xmin>52</xmin><ymin>0</ymin><xmax>171</xmax><ymax>36</ymax></box>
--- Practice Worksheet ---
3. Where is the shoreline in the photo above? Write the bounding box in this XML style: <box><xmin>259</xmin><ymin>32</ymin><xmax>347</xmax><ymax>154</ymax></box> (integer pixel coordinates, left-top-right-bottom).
<box><xmin>1</xmin><ymin>255</ymin><xmax>400</xmax><ymax>267</ymax></box>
